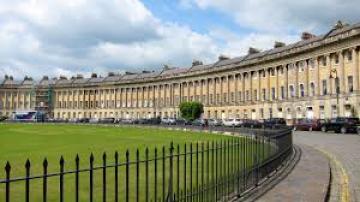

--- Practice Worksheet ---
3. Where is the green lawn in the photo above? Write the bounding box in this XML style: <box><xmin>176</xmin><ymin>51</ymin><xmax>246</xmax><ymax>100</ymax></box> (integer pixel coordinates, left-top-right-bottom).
<box><xmin>0</xmin><ymin>123</ymin><xmax>270</xmax><ymax>201</ymax></box>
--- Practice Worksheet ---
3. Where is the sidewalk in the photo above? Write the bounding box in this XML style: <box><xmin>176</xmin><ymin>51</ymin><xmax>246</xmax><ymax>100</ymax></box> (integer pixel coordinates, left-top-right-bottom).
<box><xmin>256</xmin><ymin>144</ymin><xmax>330</xmax><ymax>202</ymax></box>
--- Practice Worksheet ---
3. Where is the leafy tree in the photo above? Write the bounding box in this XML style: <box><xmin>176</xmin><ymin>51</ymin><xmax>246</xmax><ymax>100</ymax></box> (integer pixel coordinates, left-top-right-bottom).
<box><xmin>179</xmin><ymin>101</ymin><xmax>204</xmax><ymax>121</ymax></box>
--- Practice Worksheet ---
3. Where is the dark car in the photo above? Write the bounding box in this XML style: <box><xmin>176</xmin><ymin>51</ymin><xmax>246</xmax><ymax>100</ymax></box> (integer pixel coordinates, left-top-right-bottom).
<box><xmin>321</xmin><ymin>117</ymin><xmax>360</xmax><ymax>134</ymax></box>
<box><xmin>263</xmin><ymin>118</ymin><xmax>287</xmax><ymax>129</ymax></box>
<box><xmin>78</xmin><ymin>118</ymin><xmax>90</xmax><ymax>123</ymax></box>
<box><xmin>192</xmin><ymin>119</ymin><xmax>208</xmax><ymax>127</ymax></box>
<box><xmin>294</xmin><ymin>119</ymin><xmax>324</xmax><ymax>131</ymax></box>
<box><xmin>99</xmin><ymin>118</ymin><xmax>115</xmax><ymax>124</ymax></box>
<box><xmin>149</xmin><ymin>117</ymin><xmax>161</xmax><ymax>125</ymax></box>
<box><xmin>242</xmin><ymin>119</ymin><xmax>262</xmax><ymax>128</ymax></box>
<box><xmin>0</xmin><ymin>116</ymin><xmax>8</xmax><ymax>122</ymax></box>
<box><xmin>138</xmin><ymin>118</ymin><xmax>151</xmax><ymax>124</ymax></box>
<box><xmin>175</xmin><ymin>118</ymin><xmax>192</xmax><ymax>125</ymax></box>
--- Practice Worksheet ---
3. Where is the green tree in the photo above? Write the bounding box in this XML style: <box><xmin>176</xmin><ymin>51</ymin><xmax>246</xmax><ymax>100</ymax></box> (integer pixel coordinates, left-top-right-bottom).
<box><xmin>179</xmin><ymin>101</ymin><xmax>204</xmax><ymax>121</ymax></box>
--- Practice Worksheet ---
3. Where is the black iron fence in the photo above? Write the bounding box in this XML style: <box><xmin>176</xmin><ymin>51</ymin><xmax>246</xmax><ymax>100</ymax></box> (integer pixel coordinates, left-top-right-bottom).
<box><xmin>0</xmin><ymin>126</ymin><xmax>293</xmax><ymax>202</ymax></box>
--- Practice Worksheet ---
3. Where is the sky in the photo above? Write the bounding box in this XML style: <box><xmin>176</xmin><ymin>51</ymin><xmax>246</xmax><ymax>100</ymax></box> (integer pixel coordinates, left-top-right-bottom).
<box><xmin>0</xmin><ymin>0</ymin><xmax>359</xmax><ymax>80</ymax></box>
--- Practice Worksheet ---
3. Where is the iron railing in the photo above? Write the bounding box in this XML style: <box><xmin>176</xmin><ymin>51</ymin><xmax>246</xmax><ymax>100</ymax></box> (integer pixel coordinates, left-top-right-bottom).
<box><xmin>0</xmin><ymin>125</ymin><xmax>293</xmax><ymax>202</ymax></box>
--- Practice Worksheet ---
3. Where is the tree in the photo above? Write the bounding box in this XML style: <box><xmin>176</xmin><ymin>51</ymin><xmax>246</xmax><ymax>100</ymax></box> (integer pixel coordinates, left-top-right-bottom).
<box><xmin>179</xmin><ymin>101</ymin><xmax>204</xmax><ymax>121</ymax></box>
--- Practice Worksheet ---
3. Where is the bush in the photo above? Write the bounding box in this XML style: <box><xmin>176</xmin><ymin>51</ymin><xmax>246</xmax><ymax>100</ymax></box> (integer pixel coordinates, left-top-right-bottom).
<box><xmin>179</xmin><ymin>101</ymin><xmax>204</xmax><ymax>121</ymax></box>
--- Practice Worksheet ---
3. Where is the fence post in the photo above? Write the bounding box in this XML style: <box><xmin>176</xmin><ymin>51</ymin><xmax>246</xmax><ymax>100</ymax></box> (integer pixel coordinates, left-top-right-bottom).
<box><xmin>43</xmin><ymin>158</ymin><xmax>48</xmax><ymax>202</ymax></box>
<box><xmin>162</xmin><ymin>146</ymin><xmax>166</xmax><ymax>202</ymax></box>
<box><xmin>90</xmin><ymin>153</ymin><xmax>94</xmax><ymax>202</ymax></box>
<box><xmin>183</xmin><ymin>144</ymin><xmax>187</xmax><ymax>202</ymax></box>
<box><xmin>126</xmin><ymin>150</ymin><xmax>130</xmax><ymax>202</ymax></box>
<box><xmin>5</xmin><ymin>161</ymin><xmax>11</xmax><ymax>202</ymax></box>
<box><xmin>155</xmin><ymin>147</ymin><xmax>158</xmax><ymax>202</ymax></box>
<box><xmin>115</xmin><ymin>151</ymin><xmax>119</xmax><ymax>202</ymax></box>
<box><xmin>136</xmin><ymin>149</ymin><xmax>140</xmax><ymax>202</ymax></box>
<box><xmin>25</xmin><ymin>159</ymin><xmax>30</xmax><ymax>202</ymax></box>
<box><xmin>59</xmin><ymin>156</ymin><xmax>64</xmax><ymax>202</ymax></box>
<box><xmin>103</xmin><ymin>152</ymin><xmax>107</xmax><ymax>202</ymax></box>
<box><xmin>145</xmin><ymin>148</ymin><xmax>149</xmax><ymax>202</ymax></box>
<box><xmin>190</xmin><ymin>143</ymin><xmax>193</xmax><ymax>202</ymax></box>
<box><xmin>169</xmin><ymin>142</ymin><xmax>174</xmax><ymax>202</ymax></box>
<box><xmin>75</xmin><ymin>155</ymin><xmax>79</xmax><ymax>202</ymax></box>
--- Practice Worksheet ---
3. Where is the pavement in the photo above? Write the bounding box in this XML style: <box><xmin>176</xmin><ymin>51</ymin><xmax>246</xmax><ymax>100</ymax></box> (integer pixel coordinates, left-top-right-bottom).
<box><xmin>257</xmin><ymin>131</ymin><xmax>360</xmax><ymax>202</ymax></box>
<box><xmin>257</xmin><ymin>144</ymin><xmax>330</xmax><ymax>202</ymax></box>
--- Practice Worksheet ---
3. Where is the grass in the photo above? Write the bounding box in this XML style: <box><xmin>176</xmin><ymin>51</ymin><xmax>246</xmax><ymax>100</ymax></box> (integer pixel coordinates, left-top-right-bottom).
<box><xmin>0</xmin><ymin>123</ymin><xmax>270</xmax><ymax>201</ymax></box>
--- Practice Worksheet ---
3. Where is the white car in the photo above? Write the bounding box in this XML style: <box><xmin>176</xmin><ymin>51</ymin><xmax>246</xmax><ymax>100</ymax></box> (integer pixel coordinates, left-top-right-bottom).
<box><xmin>222</xmin><ymin>118</ymin><xmax>243</xmax><ymax>127</ymax></box>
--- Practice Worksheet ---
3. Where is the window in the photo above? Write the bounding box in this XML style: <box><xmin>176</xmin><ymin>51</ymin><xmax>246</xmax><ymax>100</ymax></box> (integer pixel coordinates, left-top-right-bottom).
<box><xmin>254</xmin><ymin>90</ymin><xmax>258</xmax><ymax>101</ymax></box>
<box><xmin>238</xmin><ymin>91</ymin><xmax>242</xmax><ymax>102</ymax></box>
<box><xmin>334</xmin><ymin>54</ymin><xmax>339</xmax><ymax>64</ymax></box>
<box><xmin>335</xmin><ymin>78</ymin><xmax>340</xmax><ymax>94</ymax></box>
<box><xmin>270</xmin><ymin>68</ymin><xmax>275</xmax><ymax>76</ymax></box>
<box><xmin>230</xmin><ymin>92</ymin><xmax>235</xmax><ymax>102</ymax></box>
<box><xmin>289</xmin><ymin>85</ymin><xmax>295</xmax><ymax>97</ymax></box>
<box><xmin>281</xmin><ymin>86</ymin><xmax>285</xmax><ymax>99</ymax></box>
<box><xmin>271</xmin><ymin>87</ymin><xmax>276</xmax><ymax>100</ymax></box>
<box><xmin>246</xmin><ymin>90</ymin><xmax>250</xmax><ymax>101</ymax></box>
<box><xmin>310</xmin><ymin>82</ymin><xmax>315</xmax><ymax>96</ymax></box>
<box><xmin>347</xmin><ymin>51</ymin><xmax>353</xmax><ymax>61</ymax></box>
<box><xmin>299</xmin><ymin>84</ymin><xmax>305</xmax><ymax>97</ymax></box>
<box><xmin>348</xmin><ymin>76</ymin><xmax>354</xmax><ymax>93</ymax></box>
<box><xmin>262</xmin><ymin>89</ymin><xmax>266</xmax><ymax>100</ymax></box>
<box><xmin>322</xmin><ymin>80</ymin><xmax>327</xmax><ymax>95</ymax></box>
<box><xmin>309</xmin><ymin>59</ymin><xmax>315</xmax><ymax>69</ymax></box>
<box><xmin>223</xmin><ymin>93</ymin><xmax>227</xmax><ymax>103</ymax></box>
<box><xmin>299</xmin><ymin>61</ymin><xmax>305</xmax><ymax>72</ymax></box>
<box><xmin>321</xmin><ymin>57</ymin><xmax>327</xmax><ymax>66</ymax></box>
<box><xmin>269</xmin><ymin>108</ymin><xmax>273</xmax><ymax>119</ymax></box>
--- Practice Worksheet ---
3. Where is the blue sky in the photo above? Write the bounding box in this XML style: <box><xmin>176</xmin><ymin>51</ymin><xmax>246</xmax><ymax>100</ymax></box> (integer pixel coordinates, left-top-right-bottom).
<box><xmin>0</xmin><ymin>0</ymin><xmax>359</xmax><ymax>80</ymax></box>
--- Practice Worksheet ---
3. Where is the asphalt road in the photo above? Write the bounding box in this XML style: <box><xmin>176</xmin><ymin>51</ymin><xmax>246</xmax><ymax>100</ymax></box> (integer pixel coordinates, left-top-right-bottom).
<box><xmin>294</xmin><ymin>131</ymin><xmax>360</xmax><ymax>202</ymax></box>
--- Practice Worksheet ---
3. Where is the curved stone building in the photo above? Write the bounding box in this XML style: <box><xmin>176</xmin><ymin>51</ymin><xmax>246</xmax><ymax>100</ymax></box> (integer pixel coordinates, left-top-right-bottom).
<box><xmin>1</xmin><ymin>21</ymin><xmax>360</xmax><ymax>123</ymax></box>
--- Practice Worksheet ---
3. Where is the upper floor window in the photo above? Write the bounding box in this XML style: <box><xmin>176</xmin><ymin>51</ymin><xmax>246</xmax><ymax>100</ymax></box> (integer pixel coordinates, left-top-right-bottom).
<box><xmin>309</xmin><ymin>59</ymin><xmax>315</xmax><ymax>69</ymax></box>
<box><xmin>322</xmin><ymin>80</ymin><xmax>327</xmax><ymax>95</ymax></box>
<box><xmin>334</xmin><ymin>54</ymin><xmax>339</xmax><ymax>64</ymax></box>
<box><xmin>262</xmin><ymin>89</ymin><xmax>266</xmax><ymax>100</ymax></box>
<box><xmin>348</xmin><ymin>76</ymin><xmax>354</xmax><ymax>93</ymax></box>
<box><xmin>271</xmin><ymin>87</ymin><xmax>276</xmax><ymax>100</ymax></box>
<box><xmin>270</xmin><ymin>68</ymin><xmax>275</xmax><ymax>76</ymax></box>
<box><xmin>347</xmin><ymin>51</ymin><xmax>353</xmax><ymax>61</ymax></box>
<box><xmin>281</xmin><ymin>86</ymin><xmax>285</xmax><ymax>99</ymax></box>
<box><xmin>289</xmin><ymin>85</ymin><xmax>295</xmax><ymax>98</ymax></box>
<box><xmin>299</xmin><ymin>84</ymin><xmax>305</xmax><ymax>97</ymax></box>
<box><xmin>310</xmin><ymin>82</ymin><xmax>315</xmax><ymax>96</ymax></box>
<box><xmin>321</xmin><ymin>57</ymin><xmax>327</xmax><ymax>66</ymax></box>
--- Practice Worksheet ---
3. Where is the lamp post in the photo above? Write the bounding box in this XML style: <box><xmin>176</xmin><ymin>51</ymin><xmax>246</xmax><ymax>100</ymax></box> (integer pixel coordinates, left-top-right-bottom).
<box><xmin>330</xmin><ymin>69</ymin><xmax>340</xmax><ymax>117</ymax></box>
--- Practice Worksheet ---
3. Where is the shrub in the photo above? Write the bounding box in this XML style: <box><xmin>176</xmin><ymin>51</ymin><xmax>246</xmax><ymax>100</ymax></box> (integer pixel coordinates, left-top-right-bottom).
<box><xmin>179</xmin><ymin>101</ymin><xmax>204</xmax><ymax>121</ymax></box>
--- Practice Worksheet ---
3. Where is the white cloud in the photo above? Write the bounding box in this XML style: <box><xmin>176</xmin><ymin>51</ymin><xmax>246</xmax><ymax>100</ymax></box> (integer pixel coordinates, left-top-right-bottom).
<box><xmin>192</xmin><ymin>0</ymin><xmax>360</xmax><ymax>33</ymax></box>
<box><xmin>0</xmin><ymin>0</ymin><xmax>221</xmax><ymax>80</ymax></box>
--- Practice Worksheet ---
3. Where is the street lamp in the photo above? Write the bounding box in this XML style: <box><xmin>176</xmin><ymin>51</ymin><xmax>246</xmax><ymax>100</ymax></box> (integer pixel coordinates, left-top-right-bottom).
<box><xmin>329</xmin><ymin>69</ymin><xmax>340</xmax><ymax>117</ymax></box>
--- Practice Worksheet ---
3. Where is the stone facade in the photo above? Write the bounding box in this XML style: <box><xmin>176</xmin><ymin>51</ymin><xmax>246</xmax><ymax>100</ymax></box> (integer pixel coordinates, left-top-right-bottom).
<box><xmin>1</xmin><ymin>22</ymin><xmax>360</xmax><ymax>123</ymax></box>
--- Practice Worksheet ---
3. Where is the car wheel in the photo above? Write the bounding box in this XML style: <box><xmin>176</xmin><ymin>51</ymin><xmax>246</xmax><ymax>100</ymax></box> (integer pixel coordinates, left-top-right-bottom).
<box><xmin>321</xmin><ymin>126</ymin><xmax>327</xmax><ymax>132</ymax></box>
<box><xmin>309</xmin><ymin>127</ymin><xmax>313</xmax><ymax>132</ymax></box>
<box><xmin>340</xmin><ymin>127</ymin><xmax>347</xmax><ymax>134</ymax></box>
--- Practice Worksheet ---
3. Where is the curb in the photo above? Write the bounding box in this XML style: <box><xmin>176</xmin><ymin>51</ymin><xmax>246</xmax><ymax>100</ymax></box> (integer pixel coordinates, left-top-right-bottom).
<box><xmin>315</xmin><ymin>148</ymin><xmax>350</xmax><ymax>202</ymax></box>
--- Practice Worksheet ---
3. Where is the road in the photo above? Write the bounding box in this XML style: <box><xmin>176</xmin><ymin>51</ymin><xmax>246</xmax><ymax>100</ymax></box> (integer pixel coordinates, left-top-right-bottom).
<box><xmin>294</xmin><ymin>131</ymin><xmax>360</xmax><ymax>202</ymax></box>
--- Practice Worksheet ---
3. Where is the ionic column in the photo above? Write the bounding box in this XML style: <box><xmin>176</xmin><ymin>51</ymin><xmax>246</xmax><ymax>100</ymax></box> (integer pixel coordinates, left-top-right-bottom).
<box><xmin>353</xmin><ymin>47</ymin><xmax>360</xmax><ymax>91</ymax></box>
<box><xmin>339</xmin><ymin>51</ymin><xmax>345</xmax><ymax>94</ymax></box>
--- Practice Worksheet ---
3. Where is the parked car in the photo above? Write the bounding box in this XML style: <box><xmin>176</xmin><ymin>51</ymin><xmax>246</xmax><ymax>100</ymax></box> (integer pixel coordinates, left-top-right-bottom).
<box><xmin>78</xmin><ymin>118</ymin><xmax>90</xmax><ymax>123</ymax></box>
<box><xmin>138</xmin><ymin>118</ymin><xmax>151</xmax><ymax>124</ymax></box>
<box><xmin>175</xmin><ymin>118</ymin><xmax>192</xmax><ymax>125</ymax></box>
<box><xmin>149</xmin><ymin>117</ymin><xmax>161</xmax><ymax>125</ymax></box>
<box><xmin>208</xmin><ymin>119</ymin><xmax>222</xmax><ymax>126</ymax></box>
<box><xmin>242</xmin><ymin>119</ymin><xmax>262</xmax><ymax>128</ymax></box>
<box><xmin>99</xmin><ymin>118</ymin><xmax>115</xmax><ymax>124</ymax></box>
<box><xmin>263</xmin><ymin>118</ymin><xmax>287</xmax><ymax>128</ymax></box>
<box><xmin>192</xmin><ymin>119</ymin><xmax>208</xmax><ymax>126</ymax></box>
<box><xmin>0</xmin><ymin>116</ymin><xmax>8</xmax><ymax>122</ymax></box>
<box><xmin>222</xmin><ymin>118</ymin><xmax>242</xmax><ymax>127</ymax></box>
<box><xmin>320</xmin><ymin>117</ymin><xmax>360</xmax><ymax>134</ymax></box>
<box><xmin>161</xmin><ymin>118</ymin><xmax>175</xmax><ymax>125</ymax></box>
<box><xmin>293</xmin><ymin>119</ymin><xmax>324</xmax><ymax>131</ymax></box>
<box><xmin>89</xmin><ymin>118</ymin><xmax>99</xmax><ymax>124</ymax></box>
